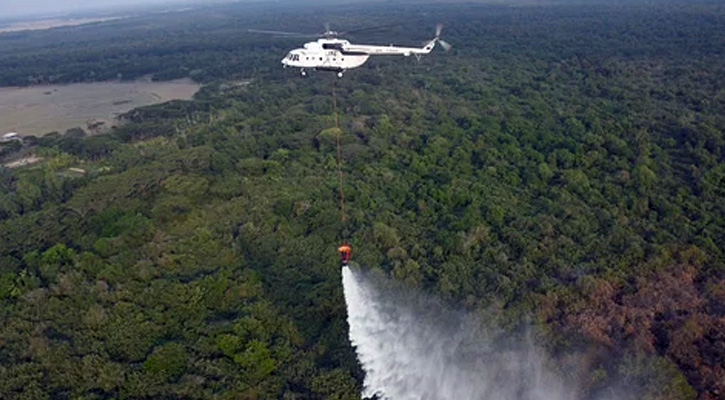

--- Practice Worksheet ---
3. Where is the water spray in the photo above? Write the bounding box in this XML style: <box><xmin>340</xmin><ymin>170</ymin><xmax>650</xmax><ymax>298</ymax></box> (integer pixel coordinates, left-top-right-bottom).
<box><xmin>342</xmin><ymin>266</ymin><xmax>574</xmax><ymax>400</ymax></box>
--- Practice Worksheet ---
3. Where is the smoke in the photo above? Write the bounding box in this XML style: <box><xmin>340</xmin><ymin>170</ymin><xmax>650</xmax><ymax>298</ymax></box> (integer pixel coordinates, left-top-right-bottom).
<box><xmin>342</xmin><ymin>266</ymin><xmax>576</xmax><ymax>400</ymax></box>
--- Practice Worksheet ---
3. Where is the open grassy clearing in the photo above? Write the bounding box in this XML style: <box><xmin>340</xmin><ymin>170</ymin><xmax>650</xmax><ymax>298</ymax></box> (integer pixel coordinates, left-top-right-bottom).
<box><xmin>0</xmin><ymin>78</ymin><xmax>200</xmax><ymax>137</ymax></box>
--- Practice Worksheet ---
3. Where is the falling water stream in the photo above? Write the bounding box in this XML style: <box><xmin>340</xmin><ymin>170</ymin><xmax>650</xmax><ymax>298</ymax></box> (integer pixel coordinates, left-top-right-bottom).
<box><xmin>342</xmin><ymin>266</ymin><xmax>574</xmax><ymax>400</ymax></box>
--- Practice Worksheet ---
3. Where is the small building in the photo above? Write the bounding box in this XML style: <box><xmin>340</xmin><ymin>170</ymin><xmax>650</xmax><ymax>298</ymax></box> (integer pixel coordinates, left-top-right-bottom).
<box><xmin>2</xmin><ymin>132</ymin><xmax>20</xmax><ymax>142</ymax></box>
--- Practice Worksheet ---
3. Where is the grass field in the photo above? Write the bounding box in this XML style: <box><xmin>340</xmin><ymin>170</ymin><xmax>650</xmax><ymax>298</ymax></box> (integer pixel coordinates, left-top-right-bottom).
<box><xmin>0</xmin><ymin>78</ymin><xmax>200</xmax><ymax>137</ymax></box>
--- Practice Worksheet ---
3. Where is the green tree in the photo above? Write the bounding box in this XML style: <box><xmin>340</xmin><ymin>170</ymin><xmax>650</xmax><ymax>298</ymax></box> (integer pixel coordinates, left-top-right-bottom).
<box><xmin>143</xmin><ymin>343</ymin><xmax>188</xmax><ymax>381</ymax></box>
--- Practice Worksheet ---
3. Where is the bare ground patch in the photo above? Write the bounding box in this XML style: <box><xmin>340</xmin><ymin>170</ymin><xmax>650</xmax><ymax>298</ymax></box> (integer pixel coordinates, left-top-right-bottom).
<box><xmin>4</xmin><ymin>155</ymin><xmax>42</xmax><ymax>169</ymax></box>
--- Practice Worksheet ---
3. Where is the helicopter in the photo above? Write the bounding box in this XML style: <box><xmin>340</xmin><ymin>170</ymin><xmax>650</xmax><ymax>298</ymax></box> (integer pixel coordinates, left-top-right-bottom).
<box><xmin>249</xmin><ymin>23</ymin><xmax>451</xmax><ymax>78</ymax></box>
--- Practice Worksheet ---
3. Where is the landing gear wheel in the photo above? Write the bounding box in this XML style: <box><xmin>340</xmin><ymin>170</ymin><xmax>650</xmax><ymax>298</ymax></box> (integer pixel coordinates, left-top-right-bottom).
<box><xmin>337</xmin><ymin>71</ymin><xmax>344</xmax><ymax>78</ymax></box>
<box><xmin>301</xmin><ymin>69</ymin><xmax>307</xmax><ymax>77</ymax></box>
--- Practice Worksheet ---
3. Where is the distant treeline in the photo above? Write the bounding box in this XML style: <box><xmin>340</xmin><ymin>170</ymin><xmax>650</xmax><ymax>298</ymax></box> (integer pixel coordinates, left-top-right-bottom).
<box><xmin>1</xmin><ymin>2</ymin><xmax>724</xmax><ymax>399</ymax></box>
<box><xmin>1</xmin><ymin>1</ymin><xmax>721</xmax><ymax>88</ymax></box>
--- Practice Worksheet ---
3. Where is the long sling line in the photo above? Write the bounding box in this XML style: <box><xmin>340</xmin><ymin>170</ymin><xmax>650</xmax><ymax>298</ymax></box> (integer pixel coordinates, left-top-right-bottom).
<box><xmin>332</xmin><ymin>78</ymin><xmax>346</xmax><ymax>222</ymax></box>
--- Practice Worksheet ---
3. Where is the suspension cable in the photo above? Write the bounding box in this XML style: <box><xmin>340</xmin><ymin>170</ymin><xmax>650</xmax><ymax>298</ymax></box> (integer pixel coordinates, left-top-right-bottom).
<box><xmin>332</xmin><ymin>78</ymin><xmax>346</xmax><ymax>222</ymax></box>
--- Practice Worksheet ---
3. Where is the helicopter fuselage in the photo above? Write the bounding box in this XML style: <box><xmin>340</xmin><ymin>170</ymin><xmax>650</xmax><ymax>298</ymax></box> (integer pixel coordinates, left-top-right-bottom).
<box><xmin>281</xmin><ymin>37</ymin><xmax>436</xmax><ymax>77</ymax></box>
<box><xmin>282</xmin><ymin>39</ymin><xmax>369</xmax><ymax>72</ymax></box>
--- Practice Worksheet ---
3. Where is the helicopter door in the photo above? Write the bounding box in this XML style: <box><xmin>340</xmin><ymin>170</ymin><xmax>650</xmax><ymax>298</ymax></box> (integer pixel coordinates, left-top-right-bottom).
<box><xmin>322</xmin><ymin>43</ymin><xmax>343</xmax><ymax>67</ymax></box>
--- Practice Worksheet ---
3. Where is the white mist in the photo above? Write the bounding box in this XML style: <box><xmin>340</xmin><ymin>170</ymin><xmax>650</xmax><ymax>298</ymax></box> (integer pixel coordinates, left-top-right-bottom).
<box><xmin>342</xmin><ymin>266</ymin><xmax>574</xmax><ymax>400</ymax></box>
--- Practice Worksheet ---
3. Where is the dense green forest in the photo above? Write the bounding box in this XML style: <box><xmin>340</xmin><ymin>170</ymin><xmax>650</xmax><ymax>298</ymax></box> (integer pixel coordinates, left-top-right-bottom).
<box><xmin>1</xmin><ymin>1</ymin><xmax>725</xmax><ymax>399</ymax></box>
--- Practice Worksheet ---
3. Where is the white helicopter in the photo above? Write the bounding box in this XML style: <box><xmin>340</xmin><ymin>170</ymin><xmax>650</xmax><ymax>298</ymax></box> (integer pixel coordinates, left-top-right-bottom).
<box><xmin>249</xmin><ymin>23</ymin><xmax>451</xmax><ymax>78</ymax></box>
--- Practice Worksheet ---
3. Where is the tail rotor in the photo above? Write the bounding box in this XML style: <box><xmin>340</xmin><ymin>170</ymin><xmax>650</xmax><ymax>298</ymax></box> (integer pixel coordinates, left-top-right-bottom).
<box><xmin>435</xmin><ymin>23</ymin><xmax>453</xmax><ymax>52</ymax></box>
<box><xmin>436</xmin><ymin>23</ymin><xmax>444</xmax><ymax>38</ymax></box>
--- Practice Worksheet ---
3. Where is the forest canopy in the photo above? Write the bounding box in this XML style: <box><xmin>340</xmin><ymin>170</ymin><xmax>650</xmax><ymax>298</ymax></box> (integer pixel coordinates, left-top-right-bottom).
<box><xmin>1</xmin><ymin>1</ymin><xmax>724</xmax><ymax>399</ymax></box>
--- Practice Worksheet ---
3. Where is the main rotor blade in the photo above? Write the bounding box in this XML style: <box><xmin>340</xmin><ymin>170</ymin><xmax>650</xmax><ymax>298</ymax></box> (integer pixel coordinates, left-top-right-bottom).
<box><xmin>247</xmin><ymin>29</ymin><xmax>318</xmax><ymax>38</ymax></box>
<box><xmin>341</xmin><ymin>23</ymin><xmax>400</xmax><ymax>36</ymax></box>
<box><xmin>436</xmin><ymin>23</ymin><xmax>444</xmax><ymax>37</ymax></box>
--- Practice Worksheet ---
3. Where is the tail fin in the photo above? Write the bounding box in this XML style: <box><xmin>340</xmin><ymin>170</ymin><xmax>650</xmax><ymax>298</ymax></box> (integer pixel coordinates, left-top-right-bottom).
<box><xmin>421</xmin><ymin>39</ymin><xmax>436</xmax><ymax>54</ymax></box>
